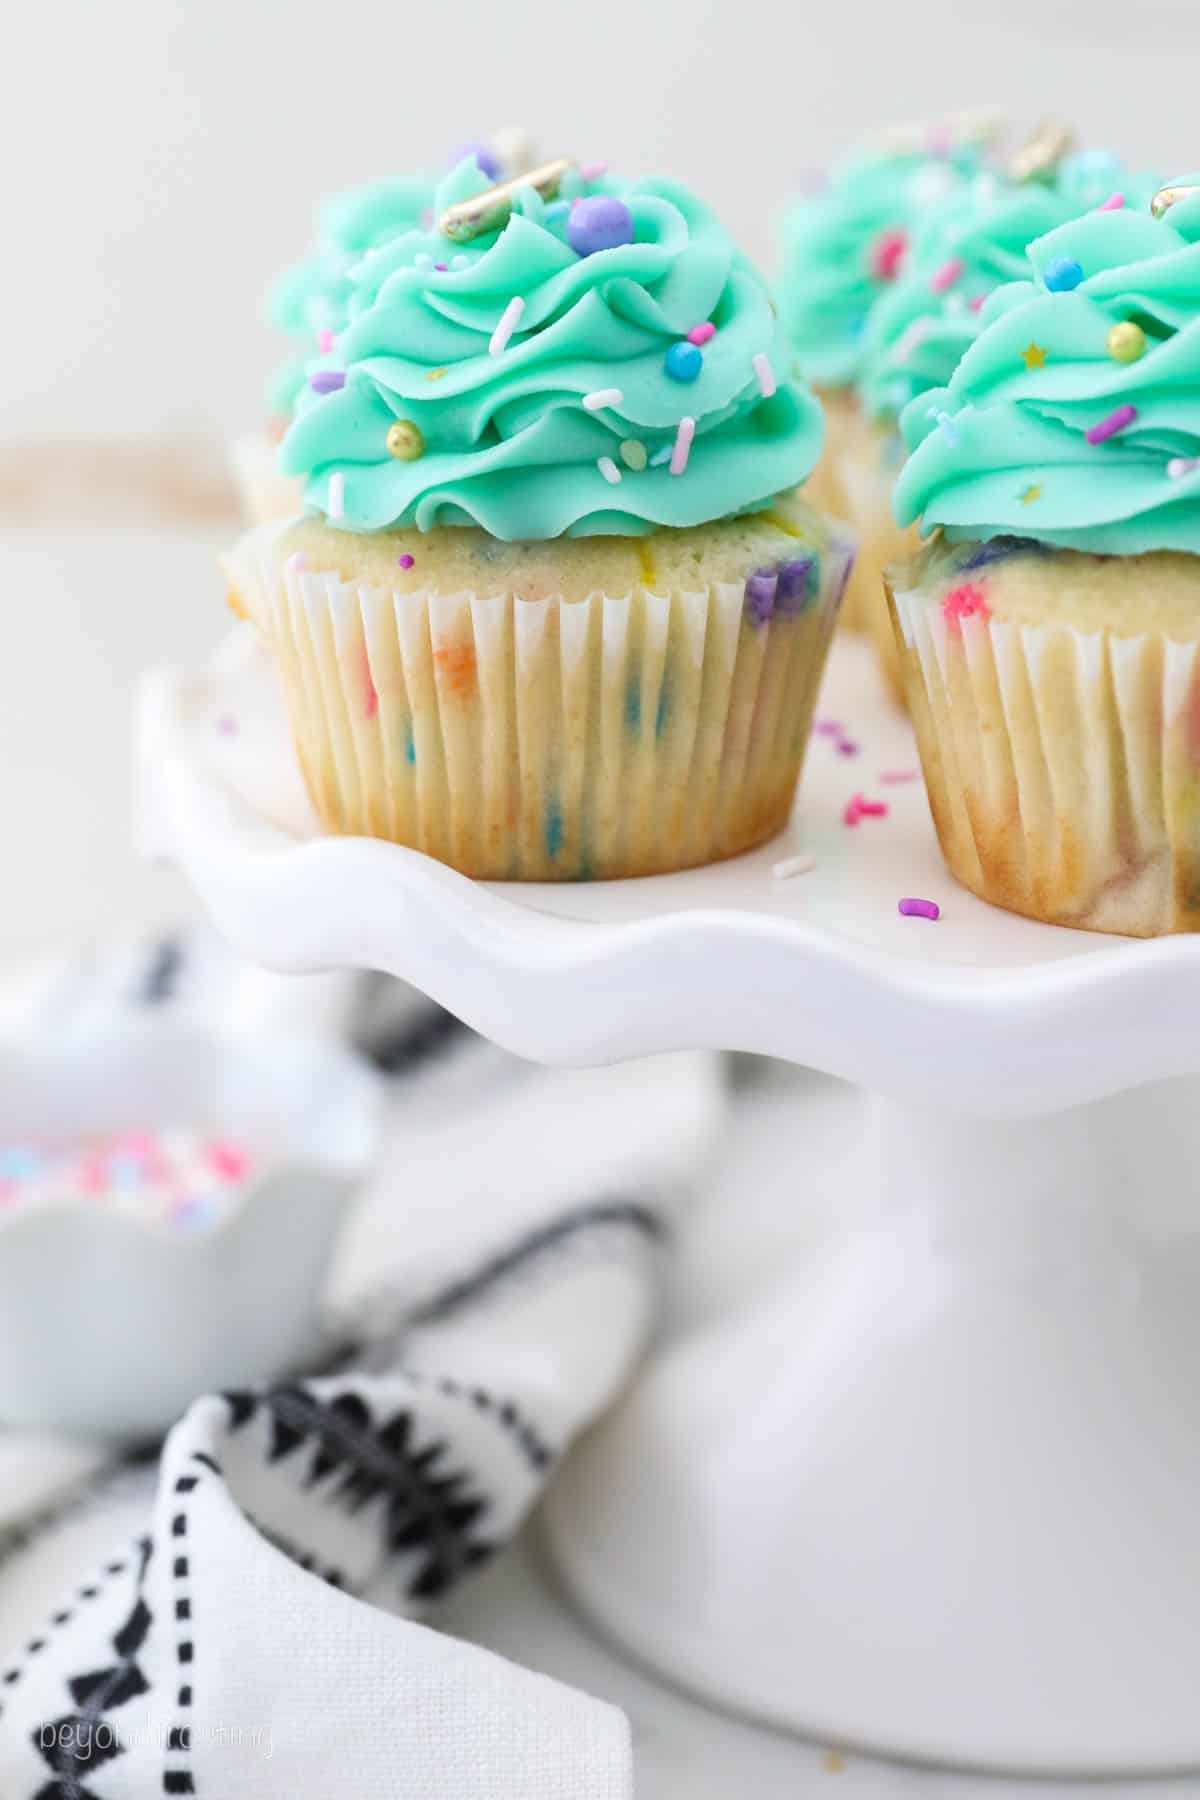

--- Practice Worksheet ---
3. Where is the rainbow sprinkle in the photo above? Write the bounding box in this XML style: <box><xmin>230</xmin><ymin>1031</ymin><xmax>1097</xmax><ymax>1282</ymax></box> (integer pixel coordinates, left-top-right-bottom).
<box><xmin>930</xmin><ymin>256</ymin><xmax>965</xmax><ymax>293</ymax></box>
<box><xmin>398</xmin><ymin>552</ymin><xmax>415</xmax><ymax>569</ymax></box>
<box><xmin>772</xmin><ymin>852</ymin><xmax>816</xmax><ymax>880</ymax></box>
<box><xmin>597</xmin><ymin>455</ymin><xmax>621</xmax><ymax>484</ymax></box>
<box><xmin>1086</xmin><ymin>403</ymin><xmax>1137</xmax><ymax>446</ymax></box>
<box><xmin>1098</xmin><ymin>192</ymin><xmax>1125</xmax><ymax>211</ymax></box>
<box><xmin>687</xmin><ymin>322</ymin><xmax>716</xmax><ymax>346</ymax></box>
<box><xmin>489</xmin><ymin>295</ymin><xmax>525</xmax><ymax>356</ymax></box>
<box><xmin>752</xmin><ymin>352</ymin><xmax>777</xmax><ymax>398</ymax></box>
<box><xmin>0</xmin><ymin>1130</ymin><xmax>258</xmax><ymax>1229</ymax></box>
<box><xmin>583</xmin><ymin>387</ymin><xmax>624</xmax><ymax>411</ymax></box>
<box><xmin>670</xmin><ymin>415</ymin><xmax>695</xmax><ymax>476</ymax></box>
<box><xmin>898</xmin><ymin>897</ymin><xmax>940</xmax><ymax>921</ymax></box>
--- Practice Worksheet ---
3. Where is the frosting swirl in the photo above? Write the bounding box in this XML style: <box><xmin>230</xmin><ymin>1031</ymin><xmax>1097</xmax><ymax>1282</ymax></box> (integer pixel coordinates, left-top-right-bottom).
<box><xmin>279</xmin><ymin>160</ymin><xmax>821</xmax><ymax>540</ymax></box>
<box><xmin>779</xmin><ymin>121</ymin><xmax>995</xmax><ymax>389</ymax></box>
<box><xmin>893</xmin><ymin>176</ymin><xmax>1200</xmax><ymax>555</ymax></box>
<box><xmin>861</xmin><ymin>151</ymin><xmax>1152</xmax><ymax>422</ymax></box>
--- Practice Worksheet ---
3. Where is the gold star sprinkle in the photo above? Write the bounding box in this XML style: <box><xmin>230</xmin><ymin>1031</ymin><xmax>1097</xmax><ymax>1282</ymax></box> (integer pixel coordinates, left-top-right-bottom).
<box><xmin>1021</xmin><ymin>342</ymin><xmax>1047</xmax><ymax>370</ymax></box>
<box><xmin>1020</xmin><ymin>484</ymin><xmax>1041</xmax><ymax>504</ymax></box>
<box><xmin>426</xmin><ymin>367</ymin><xmax>449</xmax><ymax>381</ymax></box>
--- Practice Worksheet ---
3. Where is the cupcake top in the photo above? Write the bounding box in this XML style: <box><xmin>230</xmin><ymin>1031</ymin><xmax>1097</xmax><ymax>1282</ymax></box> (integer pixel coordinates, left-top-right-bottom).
<box><xmin>778</xmin><ymin>113</ymin><xmax>1002</xmax><ymax>390</ymax></box>
<box><xmin>894</xmin><ymin>175</ymin><xmax>1200</xmax><ymax>556</ymax></box>
<box><xmin>860</xmin><ymin>148</ymin><xmax>1152</xmax><ymax>424</ymax></box>
<box><xmin>278</xmin><ymin>156</ymin><xmax>822</xmax><ymax>541</ymax></box>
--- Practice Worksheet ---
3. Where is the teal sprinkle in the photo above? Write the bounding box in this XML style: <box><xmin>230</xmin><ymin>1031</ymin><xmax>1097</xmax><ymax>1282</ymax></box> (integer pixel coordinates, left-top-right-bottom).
<box><xmin>624</xmin><ymin>683</ymin><xmax>641</xmax><ymax>730</ymax></box>
<box><xmin>404</xmin><ymin>727</ymin><xmax>416</xmax><ymax>765</ymax></box>
<box><xmin>655</xmin><ymin>680</ymin><xmax>671</xmax><ymax>739</ymax></box>
<box><xmin>545</xmin><ymin>799</ymin><xmax>564</xmax><ymax>860</ymax></box>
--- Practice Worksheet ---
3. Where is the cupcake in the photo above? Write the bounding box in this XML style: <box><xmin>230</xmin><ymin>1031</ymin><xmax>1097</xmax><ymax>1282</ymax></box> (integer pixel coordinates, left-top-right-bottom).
<box><xmin>778</xmin><ymin>110</ymin><xmax>1001</xmax><ymax>629</ymax></box>
<box><xmin>226</xmin><ymin>155</ymin><xmax>851</xmax><ymax>881</ymax></box>
<box><xmin>859</xmin><ymin>134</ymin><xmax>1155</xmax><ymax>699</ymax></box>
<box><xmin>890</xmin><ymin>175</ymin><xmax>1200</xmax><ymax>937</ymax></box>
<box><xmin>232</xmin><ymin>131</ymin><xmax>537</xmax><ymax>524</ymax></box>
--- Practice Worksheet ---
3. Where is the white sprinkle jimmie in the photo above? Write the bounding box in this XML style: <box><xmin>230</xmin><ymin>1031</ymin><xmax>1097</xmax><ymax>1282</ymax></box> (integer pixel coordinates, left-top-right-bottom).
<box><xmin>328</xmin><ymin>471</ymin><xmax>345</xmax><ymax>521</ymax></box>
<box><xmin>772</xmin><ymin>852</ymin><xmax>816</xmax><ymax>881</ymax></box>
<box><xmin>489</xmin><ymin>295</ymin><xmax>525</xmax><ymax>356</ymax></box>
<box><xmin>597</xmin><ymin>455</ymin><xmax>622</xmax><ymax>484</ymax></box>
<box><xmin>753</xmin><ymin>352</ymin><xmax>777</xmax><ymax>398</ymax></box>
<box><xmin>649</xmin><ymin>445</ymin><xmax>673</xmax><ymax>467</ymax></box>
<box><xmin>1168</xmin><ymin>456</ymin><xmax>1200</xmax><ymax>479</ymax></box>
<box><xmin>583</xmin><ymin>387</ymin><xmax>624</xmax><ymax>411</ymax></box>
<box><xmin>893</xmin><ymin>317</ymin><xmax>934</xmax><ymax>362</ymax></box>
<box><xmin>670</xmin><ymin>415</ymin><xmax>695</xmax><ymax>476</ymax></box>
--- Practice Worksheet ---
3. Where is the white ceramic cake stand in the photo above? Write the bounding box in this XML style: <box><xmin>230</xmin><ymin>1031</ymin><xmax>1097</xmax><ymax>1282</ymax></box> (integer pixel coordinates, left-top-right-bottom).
<box><xmin>138</xmin><ymin>623</ymin><xmax>1200</xmax><ymax>1776</ymax></box>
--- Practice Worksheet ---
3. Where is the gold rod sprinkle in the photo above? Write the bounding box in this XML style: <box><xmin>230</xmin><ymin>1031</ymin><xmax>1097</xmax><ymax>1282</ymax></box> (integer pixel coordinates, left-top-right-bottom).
<box><xmin>439</xmin><ymin>158</ymin><xmax>575</xmax><ymax>243</ymax></box>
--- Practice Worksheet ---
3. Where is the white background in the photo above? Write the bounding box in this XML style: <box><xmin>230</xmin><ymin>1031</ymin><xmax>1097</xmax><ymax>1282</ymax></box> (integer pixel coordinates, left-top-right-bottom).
<box><xmin>2</xmin><ymin>0</ymin><xmax>1200</xmax><ymax>953</ymax></box>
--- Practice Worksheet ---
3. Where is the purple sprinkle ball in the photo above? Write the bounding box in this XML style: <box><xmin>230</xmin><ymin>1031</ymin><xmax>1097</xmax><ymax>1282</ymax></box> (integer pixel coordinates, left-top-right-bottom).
<box><xmin>454</xmin><ymin>141</ymin><xmax>501</xmax><ymax>180</ymax></box>
<box><xmin>744</xmin><ymin>568</ymin><xmax>778</xmax><ymax>625</ymax></box>
<box><xmin>898</xmin><ymin>896</ymin><xmax>940</xmax><ymax>921</ymax></box>
<box><xmin>310</xmin><ymin>370</ymin><xmax>346</xmax><ymax>394</ymax></box>
<box><xmin>567</xmin><ymin>196</ymin><xmax>635</xmax><ymax>258</ymax></box>
<box><xmin>775</xmin><ymin>556</ymin><xmax>815</xmax><ymax>615</ymax></box>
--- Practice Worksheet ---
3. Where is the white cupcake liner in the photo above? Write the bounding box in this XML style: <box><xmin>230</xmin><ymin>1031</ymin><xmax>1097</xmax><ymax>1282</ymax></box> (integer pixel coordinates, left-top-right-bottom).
<box><xmin>0</xmin><ymin>1025</ymin><xmax>383</xmax><ymax>1438</ymax></box>
<box><xmin>238</xmin><ymin>540</ymin><xmax>850</xmax><ymax>881</ymax></box>
<box><xmin>890</xmin><ymin>577</ymin><xmax>1200</xmax><ymax>936</ymax></box>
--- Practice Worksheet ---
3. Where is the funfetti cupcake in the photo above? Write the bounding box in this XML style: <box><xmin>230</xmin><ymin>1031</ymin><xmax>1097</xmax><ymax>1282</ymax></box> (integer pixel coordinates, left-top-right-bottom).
<box><xmin>778</xmin><ymin>109</ymin><xmax>1003</xmax><ymax>629</ymax></box>
<box><xmin>858</xmin><ymin>132</ymin><xmax>1156</xmax><ymax>700</ymax></box>
<box><xmin>226</xmin><ymin>155</ymin><xmax>853</xmax><ymax>881</ymax></box>
<box><xmin>889</xmin><ymin>175</ymin><xmax>1200</xmax><ymax>937</ymax></box>
<box><xmin>231</xmin><ymin>130</ymin><xmax>537</xmax><ymax>525</ymax></box>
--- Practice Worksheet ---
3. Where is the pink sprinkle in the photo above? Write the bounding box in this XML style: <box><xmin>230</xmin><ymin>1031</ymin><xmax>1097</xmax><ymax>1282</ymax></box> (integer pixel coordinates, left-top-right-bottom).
<box><xmin>670</xmin><ymin>415</ymin><xmax>695</xmax><ymax>476</ymax></box>
<box><xmin>879</xmin><ymin>767</ymin><xmax>920</xmax><ymax>784</ymax></box>
<box><xmin>930</xmin><ymin>256</ymin><xmax>965</xmax><ymax>294</ymax></box>
<box><xmin>687</xmin><ymin>322</ymin><xmax>716</xmax><ymax>346</ymax></box>
<box><xmin>942</xmin><ymin>581</ymin><xmax>990</xmax><ymax>628</ymax></box>
<box><xmin>1098</xmin><ymin>191</ymin><xmax>1125</xmax><ymax>212</ymax></box>
<box><xmin>398</xmin><ymin>553</ymin><xmax>415</xmax><ymax>569</ymax></box>
<box><xmin>870</xmin><ymin>227</ymin><xmax>908</xmax><ymax>281</ymax></box>
<box><xmin>434</xmin><ymin>261</ymin><xmax>448</xmax><ymax>271</ymax></box>
<box><xmin>580</xmin><ymin>160</ymin><xmax>608</xmax><ymax>180</ymax></box>
<box><xmin>969</xmin><ymin>294</ymin><xmax>985</xmax><ymax>312</ymax></box>
<box><xmin>317</xmin><ymin>327</ymin><xmax>334</xmax><ymax>353</ymax></box>
<box><xmin>855</xmin><ymin>795</ymin><xmax>889</xmax><ymax>817</ymax></box>
<box><xmin>217</xmin><ymin>715</ymin><xmax>237</xmax><ymax>736</ymax></box>
<box><xmin>752</xmin><ymin>352</ymin><xmax>777</xmax><ymax>398</ymax></box>
<box><xmin>815</xmin><ymin>718</ymin><xmax>841</xmax><ymax>737</ymax></box>
<box><xmin>1086</xmin><ymin>403</ymin><xmax>1138</xmax><ymax>446</ymax></box>
<box><xmin>899</xmin><ymin>896</ymin><xmax>940</xmax><ymax>921</ymax></box>
<box><xmin>208</xmin><ymin>1140</ymin><xmax>251</xmax><ymax>1183</ymax></box>
<box><xmin>836</xmin><ymin>737</ymin><xmax>860</xmax><ymax>757</ymax></box>
<box><xmin>844</xmin><ymin>798</ymin><xmax>863</xmax><ymax>826</ymax></box>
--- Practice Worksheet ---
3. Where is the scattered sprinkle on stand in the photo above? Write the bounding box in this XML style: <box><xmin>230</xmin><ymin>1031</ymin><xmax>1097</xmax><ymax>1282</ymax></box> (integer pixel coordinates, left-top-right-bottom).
<box><xmin>772</xmin><ymin>852</ymin><xmax>817</xmax><ymax>881</ymax></box>
<box><xmin>844</xmin><ymin>793</ymin><xmax>889</xmax><ymax>826</ymax></box>
<box><xmin>1086</xmin><ymin>403</ymin><xmax>1137</xmax><ymax>446</ymax></box>
<box><xmin>583</xmin><ymin>386</ymin><xmax>624</xmax><ymax>411</ymax></box>
<box><xmin>670</xmin><ymin>415</ymin><xmax>695</xmax><ymax>476</ymax></box>
<box><xmin>597</xmin><ymin>455</ymin><xmax>622</xmax><ymax>484</ymax></box>
<box><xmin>879</xmin><ymin>767</ymin><xmax>920</xmax><ymax>784</ymax></box>
<box><xmin>489</xmin><ymin>295</ymin><xmax>525</xmax><ymax>356</ymax></box>
<box><xmin>899</xmin><ymin>896</ymin><xmax>940</xmax><ymax>921</ymax></box>
<box><xmin>753</xmin><ymin>352</ymin><xmax>777</xmax><ymax>398</ymax></box>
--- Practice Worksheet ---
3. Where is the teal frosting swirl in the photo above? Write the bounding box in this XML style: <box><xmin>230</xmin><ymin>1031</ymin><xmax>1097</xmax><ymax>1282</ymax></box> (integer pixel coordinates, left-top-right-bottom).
<box><xmin>778</xmin><ymin>124</ymin><xmax>994</xmax><ymax>389</ymax></box>
<box><xmin>893</xmin><ymin>175</ymin><xmax>1200</xmax><ymax>555</ymax></box>
<box><xmin>861</xmin><ymin>150</ymin><xmax>1155</xmax><ymax>422</ymax></box>
<box><xmin>267</xmin><ymin>176</ymin><xmax>435</xmax><ymax>416</ymax></box>
<box><xmin>279</xmin><ymin>160</ymin><xmax>822</xmax><ymax>540</ymax></box>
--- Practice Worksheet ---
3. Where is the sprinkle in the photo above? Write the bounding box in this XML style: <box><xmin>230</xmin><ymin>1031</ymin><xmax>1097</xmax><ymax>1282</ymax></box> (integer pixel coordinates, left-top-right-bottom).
<box><xmin>1107</xmin><ymin>321</ymin><xmax>1145</xmax><ymax>363</ymax></box>
<box><xmin>1168</xmin><ymin>457</ymin><xmax>1200</xmax><ymax>479</ymax></box>
<box><xmin>434</xmin><ymin>261</ymin><xmax>448</xmax><ymax>272</ymax></box>
<box><xmin>597</xmin><ymin>455</ymin><xmax>622</xmax><ymax>484</ymax></box>
<box><xmin>969</xmin><ymin>294</ymin><xmax>985</xmax><ymax>312</ymax></box>
<box><xmin>854</xmin><ymin>795</ymin><xmax>889</xmax><ymax>818</ymax></box>
<box><xmin>619</xmin><ymin>438</ymin><xmax>648</xmax><ymax>470</ymax></box>
<box><xmin>930</xmin><ymin>256</ymin><xmax>965</xmax><ymax>293</ymax></box>
<box><xmin>217</xmin><ymin>715</ymin><xmax>236</xmax><ymax>736</ymax></box>
<box><xmin>1098</xmin><ymin>191</ymin><xmax>1125</xmax><ymax>211</ymax></box>
<box><xmin>310</xmin><ymin>369</ymin><xmax>345</xmax><ymax>394</ymax></box>
<box><xmin>649</xmin><ymin>445</ymin><xmax>674</xmax><ymax>467</ymax></box>
<box><xmin>879</xmin><ymin>768</ymin><xmax>920</xmax><ymax>784</ymax></box>
<box><xmin>772</xmin><ymin>853</ymin><xmax>816</xmax><ymax>880</ymax></box>
<box><xmin>583</xmin><ymin>386</ymin><xmax>624</xmax><ymax>410</ymax></box>
<box><xmin>942</xmin><ymin>580</ymin><xmax>989</xmax><ymax>626</ymax></box>
<box><xmin>287</xmin><ymin>550</ymin><xmax>306</xmax><ymax>573</ymax></box>
<box><xmin>579</xmin><ymin>159</ymin><xmax>609</xmax><ymax>180</ymax></box>
<box><xmin>843</xmin><ymin>797</ymin><xmax>863</xmax><ymax>826</ymax></box>
<box><xmin>489</xmin><ymin>295</ymin><xmax>525</xmax><ymax>356</ymax></box>
<box><xmin>927</xmin><ymin>406</ymin><xmax>959</xmax><ymax>447</ymax></box>
<box><xmin>317</xmin><ymin>327</ymin><xmax>334</xmax><ymax>353</ymax></box>
<box><xmin>836</xmin><ymin>737</ymin><xmax>860</xmax><ymax>757</ymax></box>
<box><xmin>666</xmin><ymin>341</ymin><xmax>702</xmax><ymax>381</ymax></box>
<box><xmin>744</xmin><ymin>568</ymin><xmax>778</xmax><ymax>625</ymax></box>
<box><xmin>752</xmin><ymin>352</ymin><xmax>777</xmax><ymax>398</ymax></box>
<box><xmin>669</xmin><ymin>415</ymin><xmax>695</xmax><ymax>476</ymax></box>
<box><xmin>1043</xmin><ymin>255</ymin><xmax>1083</xmax><ymax>292</ymax></box>
<box><xmin>426</xmin><ymin>366</ymin><xmax>449</xmax><ymax>381</ymax></box>
<box><xmin>814</xmin><ymin>718</ymin><xmax>841</xmax><ymax>737</ymax></box>
<box><xmin>329</xmin><ymin>471</ymin><xmax>345</xmax><ymax>520</ymax></box>
<box><xmin>687</xmin><ymin>322</ymin><xmax>716</xmax><ymax>346</ymax></box>
<box><xmin>398</xmin><ymin>552</ymin><xmax>415</xmax><ymax>569</ymax></box>
<box><xmin>567</xmin><ymin>195</ymin><xmax>634</xmax><ymax>256</ymax></box>
<box><xmin>386</xmin><ymin>419</ymin><xmax>425</xmax><ymax>460</ymax></box>
<box><xmin>1086</xmin><ymin>402</ymin><xmax>1137</xmax><ymax>445</ymax></box>
<box><xmin>1021</xmin><ymin>342</ymin><xmax>1047</xmax><ymax>369</ymax></box>
<box><xmin>1019</xmin><ymin>483</ymin><xmax>1041</xmax><ymax>504</ymax></box>
<box><xmin>870</xmin><ymin>227</ymin><xmax>908</xmax><ymax>281</ymax></box>
<box><xmin>899</xmin><ymin>896</ymin><xmax>940</xmax><ymax>921</ymax></box>
<box><xmin>893</xmin><ymin>318</ymin><xmax>934</xmax><ymax>361</ymax></box>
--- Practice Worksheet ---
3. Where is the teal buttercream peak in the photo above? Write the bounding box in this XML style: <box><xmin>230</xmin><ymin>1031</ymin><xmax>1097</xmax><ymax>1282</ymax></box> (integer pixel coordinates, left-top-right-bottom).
<box><xmin>778</xmin><ymin>125</ymin><xmax>995</xmax><ymax>389</ymax></box>
<box><xmin>279</xmin><ymin>166</ymin><xmax>824</xmax><ymax>540</ymax></box>
<box><xmin>893</xmin><ymin>173</ymin><xmax>1200</xmax><ymax>555</ymax></box>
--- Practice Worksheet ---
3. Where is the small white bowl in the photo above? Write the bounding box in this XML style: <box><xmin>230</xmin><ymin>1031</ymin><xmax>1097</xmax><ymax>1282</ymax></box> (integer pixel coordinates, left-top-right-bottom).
<box><xmin>0</xmin><ymin>1023</ymin><xmax>383</xmax><ymax>1439</ymax></box>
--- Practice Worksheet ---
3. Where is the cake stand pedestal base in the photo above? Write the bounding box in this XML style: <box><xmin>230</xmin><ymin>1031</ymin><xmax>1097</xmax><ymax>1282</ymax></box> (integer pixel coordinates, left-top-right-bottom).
<box><xmin>546</xmin><ymin>1076</ymin><xmax>1200</xmax><ymax>1775</ymax></box>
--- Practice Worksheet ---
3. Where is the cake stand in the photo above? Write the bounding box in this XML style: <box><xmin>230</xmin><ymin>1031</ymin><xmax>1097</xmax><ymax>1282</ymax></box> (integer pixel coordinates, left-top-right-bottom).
<box><xmin>137</xmin><ymin>623</ymin><xmax>1200</xmax><ymax>1776</ymax></box>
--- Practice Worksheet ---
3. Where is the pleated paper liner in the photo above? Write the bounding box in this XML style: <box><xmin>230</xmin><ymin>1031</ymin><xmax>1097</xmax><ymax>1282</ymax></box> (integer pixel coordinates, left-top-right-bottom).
<box><xmin>887</xmin><ymin>573</ymin><xmax>1200</xmax><ymax>937</ymax></box>
<box><xmin>239</xmin><ymin>544</ymin><xmax>850</xmax><ymax>881</ymax></box>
